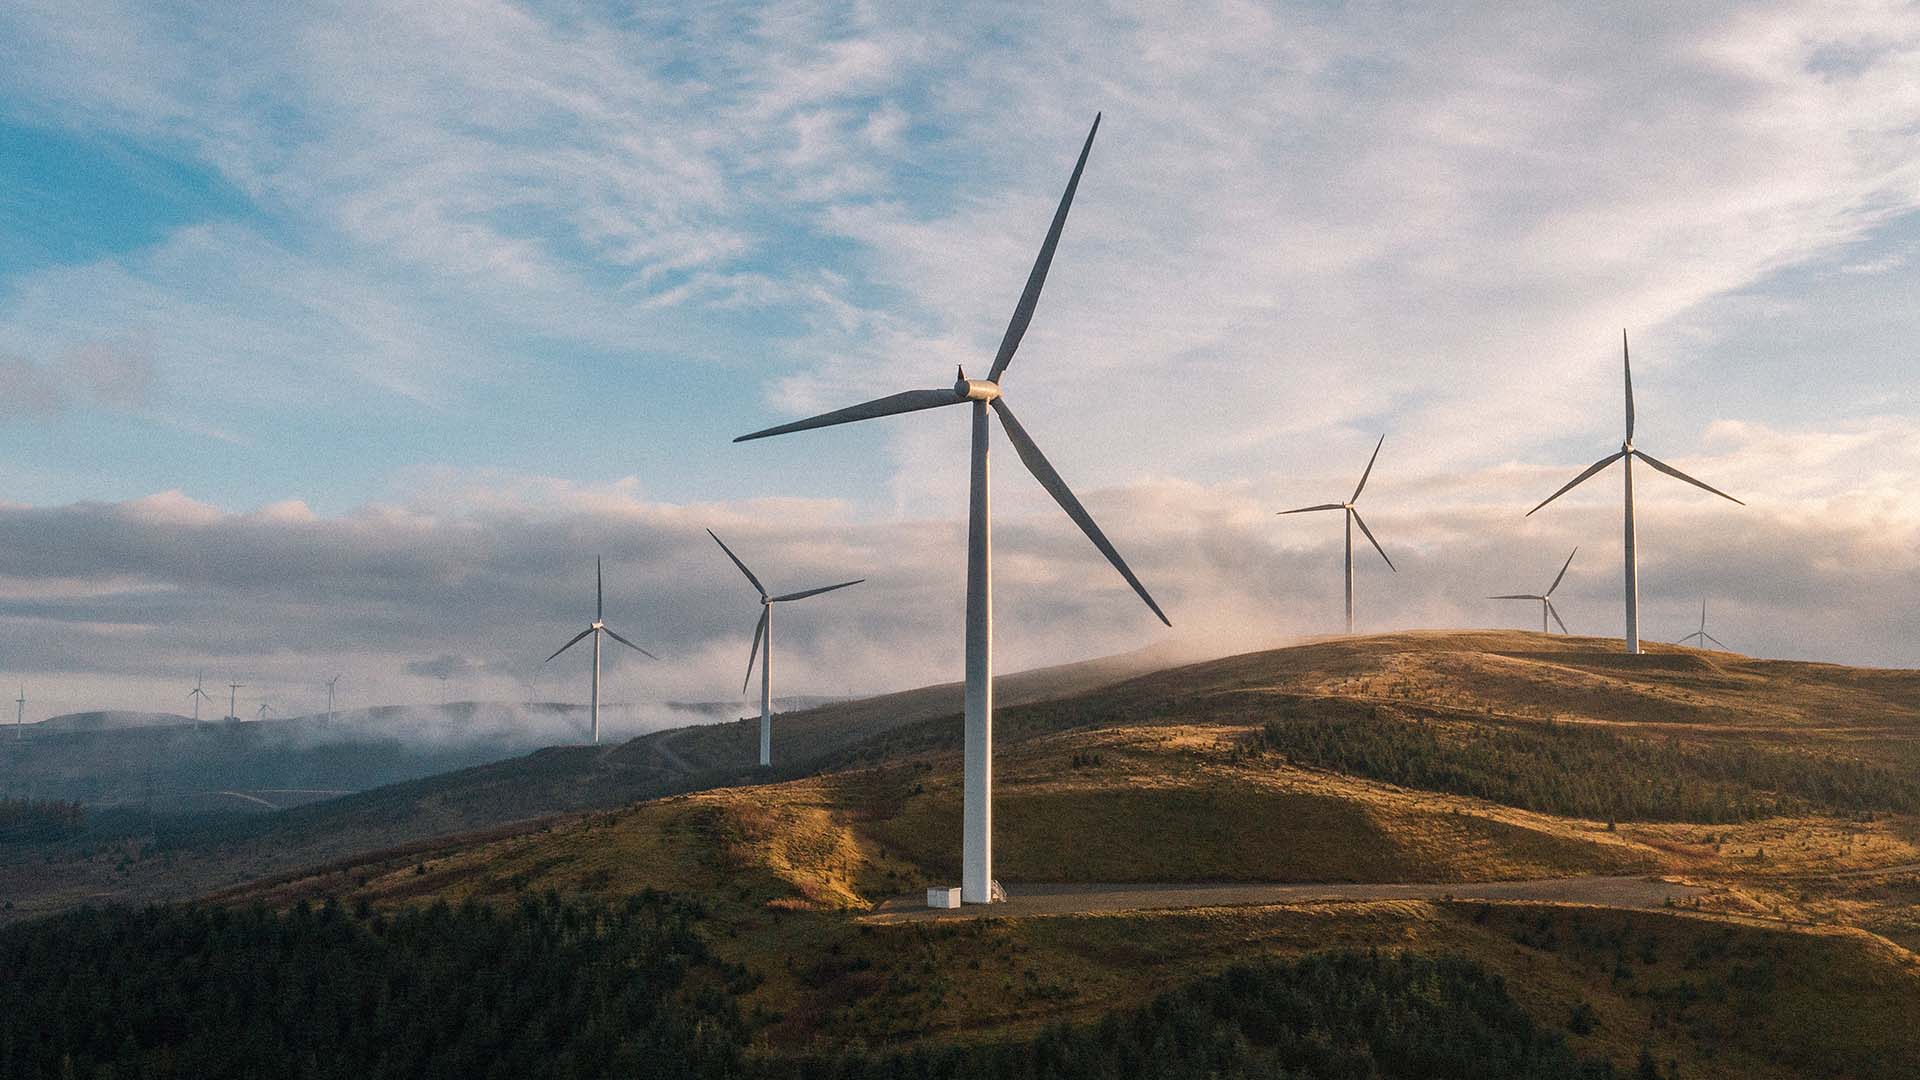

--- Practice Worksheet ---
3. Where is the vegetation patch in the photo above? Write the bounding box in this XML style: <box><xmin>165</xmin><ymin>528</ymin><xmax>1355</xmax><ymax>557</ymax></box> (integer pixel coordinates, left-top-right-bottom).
<box><xmin>0</xmin><ymin>798</ymin><xmax>86</xmax><ymax>844</ymax></box>
<box><xmin>0</xmin><ymin>892</ymin><xmax>753</xmax><ymax>1080</ymax></box>
<box><xmin>772</xmin><ymin>950</ymin><xmax>1622</xmax><ymax>1079</ymax></box>
<box><xmin>1255</xmin><ymin>711</ymin><xmax>1920</xmax><ymax>822</ymax></box>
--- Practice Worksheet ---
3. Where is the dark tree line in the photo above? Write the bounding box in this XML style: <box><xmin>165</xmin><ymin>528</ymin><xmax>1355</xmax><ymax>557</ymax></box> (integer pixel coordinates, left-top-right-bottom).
<box><xmin>1256</xmin><ymin>713</ymin><xmax>1920</xmax><ymax>822</ymax></box>
<box><xmin>771</xmin><ymin>951</ymin><xmax>1619</xmax><ymax>1080</ymax></box>
<box><xmin>0</xmin><ymin>892</ymin><xmax>752</xmax><ymax>1080</ymax></box>
<box><xmin>0</xmin><ymin>798</ymin><xmax>86</xmax><ymax>844</ymax></box>
<box><xmin>0</xmin><ymin>895</ymin><xmax>1627</xmax><ymax>1079</ymax></box>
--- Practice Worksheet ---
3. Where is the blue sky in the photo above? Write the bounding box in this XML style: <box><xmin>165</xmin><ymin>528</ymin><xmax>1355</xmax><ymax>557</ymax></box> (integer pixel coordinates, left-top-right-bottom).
<box><xmin>2</xmin><ymin>1</ymin><xmax>1918</xmax><ymax>718</ymax></box>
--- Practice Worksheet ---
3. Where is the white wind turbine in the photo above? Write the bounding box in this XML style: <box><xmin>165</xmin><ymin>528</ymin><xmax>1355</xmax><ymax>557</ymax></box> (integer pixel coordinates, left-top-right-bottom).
<box><xmin>256</xmin><ymin>701</ymin><xmax>273</xmax><ymax>721</ymax></box>
<box><xmin>1278</xmin><ymin>434</ymin><xmax>1396</xmax><ymax>634</ymax></box>
<box><xmin>544</xmin><ymin>557</ymin><xmax>658</xmax><ymax>744</ymax></box>
<box><xmin>1490</xmin><ymin>548</ymin><xmax>1578</xmax><ymax>635</ymax></box>
<box><xmin>188</xmin><ymin>673</ymin><xmax>214</xmax><ymax>723</ymax></box>
<box><xmin>13</xmin><ymin>686</ymin><xmax>22</xmax><ymax>740</ymax></box>
<box><xmin>325</xmin><ymin>674</ymin><xmax>341</xmax><ymax>723</ymax></box>
<box><xmin>226</xmin><ymin>681</ymin><xmax>244</xmax><ymax>722</ymax></box>
<box><xmin>1527</xmin><ymin>331</ymin><xmax>1743</xmax><ymax>654</ymax></box>
<box><xmin>735</xmin><ymin>114</ymin><xmax>1168</xmax><ymax>904</ymax></box>
<box><xmin>707</xmin><ymin>530</ymin><xmax>863</xmax><ymax>767</ymax></box>
<box><xmin>1678</xmin><ymin>599</ymin><xmax>1730</xmax><ymax>652</ymax></box>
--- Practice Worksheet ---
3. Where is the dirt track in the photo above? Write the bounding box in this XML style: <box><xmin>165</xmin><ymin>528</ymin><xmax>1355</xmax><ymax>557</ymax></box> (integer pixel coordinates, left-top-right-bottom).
<box><xmin>867</xmin><ymin>876</ymin><xmax>1706</xmax><ymax>922</ymax></box>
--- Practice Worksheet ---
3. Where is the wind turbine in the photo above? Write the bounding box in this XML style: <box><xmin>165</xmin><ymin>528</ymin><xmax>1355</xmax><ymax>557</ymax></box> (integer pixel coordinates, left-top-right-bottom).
<box><xmin>707</xmin><ymin>529</ymin><xmax>863</xmax><ymax>767</ymax></box>
<box><xmin>735</xmin><ymin>114</ymin><xmax>1169</xmax><ymax>904</ymax></box>
<box><xmin>1678</xmin><ymin>599</ymin><xmax>1730</xmax><ymax>651</ymax></box>
<box><xmin>325</xmin><ymin>674</ymin><xmax>340</xmax><ymax>723</ymax></box>
<box><xmin>544</xmin><ymin>557</ymin><xmax>659</xmax><ymax>744</ymax></box>
<box><xmin>1490</xmin><ymin>548</ymin><xmax>1578</xmax><ymax>635</ymax></box>
<box><xmin>256</xmin><ymin>701</ymin><xmax>273</xmax><ymax>721</ymax></box>
<box><xmin>1278</xmin><ymin>435</ymin><xmax>1396</xmax><ymax>634</ymax></box>
<box><xmin>227</xmin><ymin>681</ymin><xmax>244</xmax><ymax>722</ymax></box>
<box><xmin>1527</xmin><ymin>331</ymin><xmax>1743</xmax><ymax>654</ymax></box>
<box><xmin>13</xmin><ymin>686</ymin><xmax>22</xmax><ymax>740</ymax></box>
<box><xmin>188</xmin><ymin>674</ymin><xmax>214</xmax><ymax>723</ymax></box>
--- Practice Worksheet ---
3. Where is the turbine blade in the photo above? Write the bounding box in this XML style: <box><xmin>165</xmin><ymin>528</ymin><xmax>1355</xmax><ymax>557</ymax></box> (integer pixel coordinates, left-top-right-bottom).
<box><xmin>1488</xmin><ymin>594</ymin><xmax>1543</xmax><ymax>600</ymax></box>
<box><xmin>596</xmin><ymin>556</ymin><xmax>603</xmax><ymax>621</ymax></box>
<box><xmin>1277</xmin><ymin>503</ymin><xmax>1345</xmax><ymax>515</ymax></box>
<box><xmin>771</xmin><ymin>578</ymin><xmax>865</xmax><ymax>603</ymax></box>
<box><xmin>1704</xmin><ymin>633</ymin><xmax>1730</xmax><ymax>651</ymax></box>
<box><xmin>545</xmin><ymin>626</ymin><xmax>594</xmax><ymax>663</ymax></box>
<box><xmin>987</xmin><ymin>113</ymin><xmax>1100</xmax><ymax>384</ymax></box>
<box><xmin>743</xmin><ymin>608</ymin><xmax>767</xmax><ymax>695</ymax></box>
<box><xmin>1622</xmin><ymin>329</ymin><xmax>1634</xmax><ymax>442</ymax></box>
<box><xmin>1632</xmin><ymin>450</ymin><xmax>1744</xmax><ymax>505</ymax></box>
<box><xmin>603</xmin><ymin>627</ymin><xmax>659</xmax><ymax>660</ymax></box>
<box><xmin>991</xmin><ymin>397</ymin><xmax>1170</xmax><ymax>626</ymax></box>
<box><xmin>1526</xmin><ymin>451</ymin><xmax>1625</xmax><ymax>516</ymax></box>
<box><xmin>1547</xmin><ymin>600</ymin><xmax>1570</xmax><ymax>635</ymax></box>
<box><xmin>1545</xmin><ymin>546</ymin><xmax>1578</xmax><ymax>597</ymax></box>
<box><xmin>707</xmin><ymin>529</ymin><xmax>768</xmax><ymax>598</ymax></box>
<box><xmin>1350</xmin><ymin>433</ymin><xmax>1385</xmax><ymax>503</ymax></box>
<box><xmin>734</xmin><ymin>388</ymin><xmax>965</xmax><ymax>442</ymax></box>
<box><xmin>1349</xmin><ymin>508</ymin><xmax>1395</xmax><ymax>572</ymax></box>
<box><xmin>1679</xmin><ymin>631</ymin><xmax>1704</xmax><ymax>645</ymax></box>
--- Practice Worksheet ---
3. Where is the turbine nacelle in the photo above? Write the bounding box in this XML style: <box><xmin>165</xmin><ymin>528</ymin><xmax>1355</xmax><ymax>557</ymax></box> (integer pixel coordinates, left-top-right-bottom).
<box><xmin>953</xmin><ymin>368</ymin><xmax>1001</xmax><ymax>401</ymax></box>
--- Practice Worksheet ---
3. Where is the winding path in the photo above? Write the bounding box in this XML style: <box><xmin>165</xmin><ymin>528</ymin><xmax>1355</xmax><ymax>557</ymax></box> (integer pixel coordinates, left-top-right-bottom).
<box><xmin>866</xmin><ymin>876</ymin><xmax>1705</xmax><ymax>922</ymax></box>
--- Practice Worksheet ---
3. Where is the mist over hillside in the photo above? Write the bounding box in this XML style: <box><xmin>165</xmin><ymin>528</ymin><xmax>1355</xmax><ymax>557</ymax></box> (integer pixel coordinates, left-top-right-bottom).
<box><xmin>0</xmin><ymin>699</ymin><xmax>723</xmax><ymax>811</ymax></box>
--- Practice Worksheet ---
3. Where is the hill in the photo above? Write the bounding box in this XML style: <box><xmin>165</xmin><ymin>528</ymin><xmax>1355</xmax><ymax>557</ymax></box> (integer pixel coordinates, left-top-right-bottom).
<box><xmin>31</xmin><ymin>710</ymin><xmax>195</xmax><ymax>732</ymax></box>
<box><xmin>0</xmin><ymin>644</ymin><xmax>1179</xmax><ymax>923</ymax></box>
<box><xmin>14</xmin><ymin>630</ymin><xmax>1920</xmax><ymax>1075</ymax></box>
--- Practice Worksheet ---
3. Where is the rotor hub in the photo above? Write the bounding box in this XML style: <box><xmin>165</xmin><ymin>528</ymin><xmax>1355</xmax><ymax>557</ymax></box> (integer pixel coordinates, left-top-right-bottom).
<box><xmin>954</xmin><ymin>367</ymin><xmax>1001</xmax><ymax>401</ymax></box>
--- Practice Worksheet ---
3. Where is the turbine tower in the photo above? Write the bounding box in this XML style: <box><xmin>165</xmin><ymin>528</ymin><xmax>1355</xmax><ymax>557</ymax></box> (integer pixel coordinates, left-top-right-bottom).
<box><xmin>735</xmin><ymin>114</ymin><xmax>1169</xmax><ymax>904</ymax></box>
<box><xmin>707</xmin><ymin>529</ymin><xmax>863</xmax><ymax>767</ymax></box>
<box><xmin>1278</xmin><ymin>435</ymin><xmax>1396</xmax><ymax>634</ymax></box>
<box><xmin>325</xmin><ymin>674</ymin><xmax>340</xmax><ymax>723</ymax></box>
<box><xmin>13</xmin><ymin>686</ymin><xmax>22</xmax><ymax>740</ymax></box>
<box><xmin>227</xmin><ymin>681</ymin><xmax>244</xmax><ymax>722</ymax></box>
<box><xmin>1490</xmin><ymin>548</ymin><xmax>1578</xmax><ymax>634</ymax></box>
<box><xmin>1527</xmin><ymin>331</ymin><xmax>1743</xmax><ymax>654</ymax></box>
<box><xmin>188</xmin><ymin>674</ymin><xmax>214</xmax><ymax>723</ymax></box>
<box><xmin>1678</xmin><ymin>599</ymin><xmax>1730</xmax><ymax>651</ymax></box>
<box><xmin>544</xmin><ymin>557</ymin><xmax>659</xmax><ymax>744</ymax></box>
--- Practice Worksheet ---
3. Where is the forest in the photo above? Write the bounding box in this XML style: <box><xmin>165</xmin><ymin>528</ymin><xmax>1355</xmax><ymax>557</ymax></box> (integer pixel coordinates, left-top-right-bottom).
<box><xmin>1254</xmin><ymin>711</ymin><xmax>1920</xmax><ymax>822</ymax></box>
<box><xmin>0</xmin><ymin>894</ymin><xmax>1634</xmax><ymax>1079</ymax></box>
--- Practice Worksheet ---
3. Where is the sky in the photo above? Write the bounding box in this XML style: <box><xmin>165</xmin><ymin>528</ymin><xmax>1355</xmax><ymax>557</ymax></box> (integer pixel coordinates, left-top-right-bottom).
<box><xmin>1</xmin><ymin>1</ymin><xmax>1918</xmax><ymax>723</ymax></box>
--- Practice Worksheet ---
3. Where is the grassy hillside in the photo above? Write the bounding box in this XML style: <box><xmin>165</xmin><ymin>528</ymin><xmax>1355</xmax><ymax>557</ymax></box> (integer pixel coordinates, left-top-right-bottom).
<box><xmin>0</xmin><ymin>645</ymin><xmax>1175</xmax><ymax>923</ymax></box>
<box><xmin>22</xmin><ymin>630</ymin><xmax>1920</xmax><ymax>1076</ymax></box>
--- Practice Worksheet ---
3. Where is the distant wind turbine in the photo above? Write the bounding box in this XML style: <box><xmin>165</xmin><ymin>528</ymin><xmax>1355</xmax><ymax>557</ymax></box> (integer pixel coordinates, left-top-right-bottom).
<box><xmin>13</xmin><ymin>686</ymin><xmax>22</xmax><ymax>741</ymax></box>
<box><xmin>1678</xmin><ymin>599</ymin><xmax>1730</xmax><ymax>652</ymax></box>
<box><xmin>1527</xmin><ymin>331</ymin><xmax>1743</xmax><ymax>654</ymax></box>
<box><xmin>544</xmin><ymin>557</ymin><xmax>659</xmax><ymax>744</ymax></box>
<box><xmin>1279</xmin><ymin>435</ymin><xmax>1396</xmax><ymax>634</ymax></box>
<box><xmin>735</xmin><ymin>114</ymin><xmax>1169</xmax><ymax>905</ymax></box>
<box><xmin>257</xmin><ymin>701</ymin><xmax>273</xmax><ymax>721</ymax></box>
<box><xmin>707</xmin><ymin>529</ymin><xmax>863</xmax><ymax>767</ymax></box>
<box><xmin>227</xmin><ymin>681</ymin><xmax>244</xmax><ymax>722</ymax></box>
<box><xmin>325</xmin><ymin>674</ymin><xmax>340</xmax><ymax>723</ymax></box>
<box><xmin>1490</xmin><ymin>548</ymin><xmax>1579</xmax><ymax>634</ymax></box>
<box><xmin>188</xmin><ymin>674</ymin><xmax>214</xmax><ymax>723</ymax></box>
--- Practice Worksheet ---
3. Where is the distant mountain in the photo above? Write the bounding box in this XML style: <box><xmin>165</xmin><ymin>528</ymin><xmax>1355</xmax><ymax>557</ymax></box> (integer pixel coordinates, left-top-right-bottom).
<box><xmin>32</xmin><ymin>710</ymin><xmax>195</xmax><ymax>733</ymax></box>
